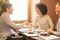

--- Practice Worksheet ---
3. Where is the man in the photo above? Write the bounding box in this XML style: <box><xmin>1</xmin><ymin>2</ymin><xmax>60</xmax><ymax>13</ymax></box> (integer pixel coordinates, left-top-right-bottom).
<box><xmin>48</xmin><ymin>2</ymin><xmax>60</xmax><ymax>36</ymax></box>
<box><xmin>0</xmin><ymin>3</ymin><xmax>19</xmax><ymax>40</ymax></box>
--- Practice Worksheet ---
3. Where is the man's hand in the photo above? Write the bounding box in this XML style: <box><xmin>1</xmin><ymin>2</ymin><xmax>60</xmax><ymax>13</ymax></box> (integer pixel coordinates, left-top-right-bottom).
<box><xmin>47</xmin><ymin>29</ymin><xmax>54</xmax><ymax>34</ymax></box>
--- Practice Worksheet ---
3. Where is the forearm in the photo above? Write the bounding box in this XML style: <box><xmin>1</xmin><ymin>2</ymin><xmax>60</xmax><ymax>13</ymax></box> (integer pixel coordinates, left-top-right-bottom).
<box><xmin>53</xmin><ymin>31</ymin><xmax>60</xmax><ymax>36</ymax></box>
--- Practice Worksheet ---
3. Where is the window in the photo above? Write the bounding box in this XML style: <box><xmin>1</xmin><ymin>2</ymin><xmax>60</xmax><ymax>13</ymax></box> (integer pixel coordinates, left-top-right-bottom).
<box><xmin>31</xmin><ymin>0</ymin><xmax>40</xmax><ymax>23</ymax></box>
<box><xmin>9</xmin><ymin>0</ymin><xmax>40</xmax><ymax>23</ymax></box>
<box><xmin>9</xmin><ymin>0</ymin><xmax>28</xmax><ymax>21</ymax></box>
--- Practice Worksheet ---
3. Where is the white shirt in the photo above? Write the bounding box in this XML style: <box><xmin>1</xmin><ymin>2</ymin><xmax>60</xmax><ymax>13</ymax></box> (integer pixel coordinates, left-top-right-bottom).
<box><xmin>53</xmin><ymin>17</ymin><xmax>60</xmax><ymax>36</ymax></box>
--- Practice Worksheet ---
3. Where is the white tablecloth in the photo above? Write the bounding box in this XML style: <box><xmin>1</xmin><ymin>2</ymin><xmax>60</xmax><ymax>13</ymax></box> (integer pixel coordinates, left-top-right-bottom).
<box><xmin>32</xmin><ymin>35</ymin><xmax>60</xmax><ymax>40</ymax></box>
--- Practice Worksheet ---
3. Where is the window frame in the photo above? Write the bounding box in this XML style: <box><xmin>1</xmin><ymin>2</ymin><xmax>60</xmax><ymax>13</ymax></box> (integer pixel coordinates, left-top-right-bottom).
<box><xmin>5</xmin><ymin>0</ymin><xmax>32</xmax><ymax>23</ymax></box>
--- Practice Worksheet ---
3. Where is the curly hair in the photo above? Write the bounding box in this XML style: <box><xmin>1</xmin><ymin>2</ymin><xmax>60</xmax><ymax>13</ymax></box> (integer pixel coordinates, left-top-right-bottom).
<box><xmin>36</xmin><ymin>3</ymin><xmax>48</xmax><ymax>15</ymax></box>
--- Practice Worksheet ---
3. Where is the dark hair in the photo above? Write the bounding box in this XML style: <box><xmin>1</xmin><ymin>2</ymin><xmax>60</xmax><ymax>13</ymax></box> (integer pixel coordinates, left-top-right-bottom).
<box><xmin>1</xmin><ymin>3</ymin><xmax>12</xmax><ymax>12</ymax></box>
<box><xmin>36</xmin><ymin>3</ymin><xmax>47</xmax><ymax>15</ymax></box>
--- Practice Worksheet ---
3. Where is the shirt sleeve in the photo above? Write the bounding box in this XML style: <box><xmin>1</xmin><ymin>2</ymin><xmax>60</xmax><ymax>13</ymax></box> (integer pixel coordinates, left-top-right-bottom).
<box><xmin>53</xmin><ymin>31</ymin><xmax>60</xmax><ymax>36</ymax></box>
<box><xmin>34</xmin><ymin>16</ymin><xmax>39</xmax><ymax>28</ymax></box>
<box><xmin>1</xmin><ymin>13</ymin><xmax>21</xmax><ymax>29</ymax></box>
<box><xmin>34</xmin><ymin>16</ymin><xmax>41</xmax><ymax>30</ymax></box>
<box><xmin>47</xmin><ymin>16</ymin><xmax>54</xmax><ymax>30</ymax></box>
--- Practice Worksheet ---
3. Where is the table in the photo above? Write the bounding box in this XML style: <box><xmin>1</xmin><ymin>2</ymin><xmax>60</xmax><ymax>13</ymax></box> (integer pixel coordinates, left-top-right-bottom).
<box><xmin>23</xmin><ymin>33</ymin><xmax>60</xmax><ymax>40</ymax></box>
<box><xmin>19</xmin><ymin>28</ymin><xmax>60</xmax><ymax>40</ymax></box>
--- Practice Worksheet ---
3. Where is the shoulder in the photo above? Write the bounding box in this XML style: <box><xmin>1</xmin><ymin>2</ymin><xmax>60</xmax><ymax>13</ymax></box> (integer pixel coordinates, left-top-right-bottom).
<box><xmin>45</xmin><ymin>15</ymin><xmax>51</xmax><ymax>18</ymax></box>
<box><xmin>1</xmin><ymin>12</ymin><xmax>9</xmax><ymax>18</ymax></box>
<box><xmin>45</xmin><ymin>15</ymin><xmax>51</xmax><ymax>19</ymax></box>
<box><xmin>2</xmin><ymin>12</ymin><xmax>7</xmax><ymax>16</ymax></box>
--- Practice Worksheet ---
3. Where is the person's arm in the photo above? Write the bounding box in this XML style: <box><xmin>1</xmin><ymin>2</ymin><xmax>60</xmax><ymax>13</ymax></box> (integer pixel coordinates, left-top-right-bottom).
<box><xmin>1</xmin><ymin>14</ymin><xmax>21</xmax><ymax>29</ymax></box>
<box><xmin>1</xmin><ymin>13</ymin><xmax>20</xmax><ymax>36</ymax></box>
<box><xmin>34</xmin><ymin>16</ymin><xmax>42</xmax><ymax>31</ymax></box>
<box><xmin>53</xmin><ymin>32</ymin><xmax>60</xmax><ymax>36</ymax></box>
<box><xmin>47</xmin><ymin>29</ymin><xmax>60</xmax><ymax>36</ymax></box>
<box><xmin>47</xmin><ymin>15</ymin><xmax>54</xmax><ymax>30</ymax></box>
<box><xmin>4</xmin><ymin>18</ymin><xmax>18</xmax><ymax>29</ymax></box>
<box><xmin>34</xmin><ymin>16</ymin><xmax>39</xmax><ymax>28</ymax></box>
